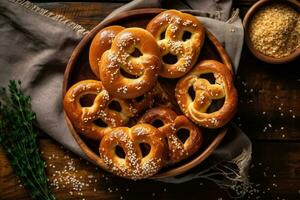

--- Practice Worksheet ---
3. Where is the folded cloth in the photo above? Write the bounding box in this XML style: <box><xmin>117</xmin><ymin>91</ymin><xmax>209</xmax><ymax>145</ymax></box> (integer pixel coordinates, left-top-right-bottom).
<box><xmin>0</xmin><ymin>0</ymin><xmax>251</xmax><ymax>187</ymax></box>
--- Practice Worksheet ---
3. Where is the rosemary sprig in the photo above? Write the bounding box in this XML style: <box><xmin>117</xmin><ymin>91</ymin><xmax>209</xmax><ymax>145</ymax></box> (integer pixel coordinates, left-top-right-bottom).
<box><xmin>0</xmin><ymin>80</ymin><xmax>55</xmax><ymax>200</ymax></box>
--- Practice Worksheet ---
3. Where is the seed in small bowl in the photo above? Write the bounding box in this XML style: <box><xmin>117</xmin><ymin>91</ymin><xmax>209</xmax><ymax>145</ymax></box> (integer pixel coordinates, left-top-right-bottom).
<box><xmin>249</xmin><ymin>3</ymin><xmax>299</xmax><ymax>58</ymax></box>
<box><xmin>243</xmin><ymin>0</ymin><xmax>300</xmax><ymax>64</ymax></box>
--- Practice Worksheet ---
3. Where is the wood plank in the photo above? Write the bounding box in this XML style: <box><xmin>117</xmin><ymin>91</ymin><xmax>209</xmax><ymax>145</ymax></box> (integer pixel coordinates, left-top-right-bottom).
<box><xmin>1</xmin><ymin>137</ymin><xmax>300</xmax><ymax>200</ymax></box>
<box><xmin>249</xmin><ymin>141</ymin><xmax>300</xmax><ymax>199</ymax></box>
<box><xmin>235</xmin><ymin>47</ymin><xmax>299</xmax><ymax>141</ymax></box>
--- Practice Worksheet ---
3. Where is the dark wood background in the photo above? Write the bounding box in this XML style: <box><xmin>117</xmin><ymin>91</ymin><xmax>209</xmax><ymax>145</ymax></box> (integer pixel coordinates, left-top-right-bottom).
<box><xmin>0</xmin><ymin>0</ymin><xmax>299</xmax><ymax>199</ymax></box>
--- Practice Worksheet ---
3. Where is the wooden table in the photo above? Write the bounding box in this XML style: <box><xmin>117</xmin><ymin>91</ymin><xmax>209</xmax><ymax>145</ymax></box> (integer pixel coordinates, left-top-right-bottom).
<box><xmin>0</xmin><ymin>0</ymin><xmax>299</xmax><ymax>199</ymax></box>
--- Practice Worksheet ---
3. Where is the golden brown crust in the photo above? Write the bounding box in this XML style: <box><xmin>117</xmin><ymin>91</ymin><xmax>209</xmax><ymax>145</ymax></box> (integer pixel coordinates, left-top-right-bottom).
<box><xmin>99</xmin><ymin>124</ymin><xmax>165</xmax><ymax>180</ymax></box>
<box><xmin>138</xmin><ymin>107</ymin><xmax>203</xmax><ymax>165</ymax></box>
<box><xmin>175</xmin><ymin>60</ymin><xmax>238</xmax><ymax>128</ymax></box>
<box><xmin>89</xmin><ymin>26</ymin><xmax>125</xmax><ymax>78</ymax></box>
<box><xmin>100</xmin><ymin>27</ymin><xmax>161</xmax><ymax>99</ymax></box>
<box><xmin>146</xmin><ymin>10</ymin><xmax>205</xmax><ymax>78</ymax></box>
<box><xmin>129</xmin><ymin>82</ymin><xmax>174</xmax><ymax>115</ymax></box>
<box><xmin>63</xmin><ymin>80</ymin><xmax>133</xmax><ymax>140</ymax></box>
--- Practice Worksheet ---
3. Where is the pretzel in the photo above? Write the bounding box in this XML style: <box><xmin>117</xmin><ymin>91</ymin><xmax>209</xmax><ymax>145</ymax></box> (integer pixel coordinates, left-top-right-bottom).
<box><xmin>138</xmin><ymin>107</ymin><xmax>203</xmax><ymax>164</ymax></box>
<box><xmin>63</xmin><ymin>80</ymin><xmax>133</xmax><ymax>140</ymax></box>
<box><xmin>89</xmin><ymin>26</ymin><xmax>125</xmax><ymax>78</ymax></box>
<box><xmin>175</xmin><ymin>60</ymin><xmax>237</xmax><ymax>128</ymax></box>
<box><xmin>99</xmin><ymin>124</ymin><xmax>165</xmax><ymax>180</ymax></box>
<box><xmin>147</xmin><ymin>10</ymin><xmax>205</xmax><ymax>78</ymax></box>
<box><xmin>99</xmin><ymin>27</ymin><xmax>161</xmax><ymax>99</ymax></box>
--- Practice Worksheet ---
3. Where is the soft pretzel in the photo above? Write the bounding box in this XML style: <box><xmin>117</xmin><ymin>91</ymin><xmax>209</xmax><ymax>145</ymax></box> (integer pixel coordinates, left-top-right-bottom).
<box><xmin>63</xmin><ymin>80</ymin><xmax>133</xmax><ymax>140</ymax></box>
<box><xmin>99</xmin><ymin>124</ymin><xmax>165</xmax><ymax>180</ymax></box>
<box><xmin>138</xmin><ymin>107</ymin><xmax>203</xmax><ymax>165</ymax></box>
<box><xmin>147</xmin><ymin>10</ymin><xmax>205</xmax><ymax>78</ymax></box>
<box><xmin>99</xmin><ymin>27</ymin><xmax>161</xmax><ymax>99</ymax></box>
<box><xmin>89</xmin><ymin>26</ymin><xmax>125</xmax><ymax>78</ymax></box>
<box><xmin>175</xmin><ymin>60</ymin><xmax>237</xmax><ymax>128</ymax></box>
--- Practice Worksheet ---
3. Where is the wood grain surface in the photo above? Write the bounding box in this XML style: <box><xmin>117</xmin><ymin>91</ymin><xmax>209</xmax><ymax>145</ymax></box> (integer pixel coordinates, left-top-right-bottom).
<box><xmin>0</xmin><ymin>0</ymin><xmax>299</xmax><ymax>200</ymax></box>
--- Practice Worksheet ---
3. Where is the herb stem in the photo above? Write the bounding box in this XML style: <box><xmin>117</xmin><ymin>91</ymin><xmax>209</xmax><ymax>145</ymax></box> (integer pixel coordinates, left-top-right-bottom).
<box><xmin>0</xmin><ymin>80</ymin><xmax>55</xmax><ymax>200</ymax></box>
<box><xmin>15</xmin><ymin>95</ymin><xmax>50</xmax><ymax>196</ymax></box>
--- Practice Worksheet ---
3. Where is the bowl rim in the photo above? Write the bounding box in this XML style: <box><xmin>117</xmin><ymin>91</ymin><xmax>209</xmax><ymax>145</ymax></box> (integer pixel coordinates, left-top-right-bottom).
<box><xmin>63</xmin><ymin>8</ymin><xmax>230</xmax><ymax>179</ymax></box>
<box><xmin>243</xmin><ymin>0</ymin><xmax>300</xmax><ymax>64</ymax></box>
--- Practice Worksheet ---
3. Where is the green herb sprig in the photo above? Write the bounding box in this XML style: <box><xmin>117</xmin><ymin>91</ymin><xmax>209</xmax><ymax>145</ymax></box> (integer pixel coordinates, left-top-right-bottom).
<box><xmin>0</xmin><ymin>80</ymin><xmax>55</xmax><ymax>200</ymax></box>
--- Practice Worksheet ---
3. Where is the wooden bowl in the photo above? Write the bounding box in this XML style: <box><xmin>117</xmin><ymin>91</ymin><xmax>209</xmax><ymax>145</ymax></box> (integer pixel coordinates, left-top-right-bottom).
<box><xmin>243</xmin><ymin>0</ymin><xmax>300</xmax><ymax>64</ymax></box>
<box><xmin>63</xmin><ymin>8</ymin><xmax>232</xmax><ymax>179</ymax></box>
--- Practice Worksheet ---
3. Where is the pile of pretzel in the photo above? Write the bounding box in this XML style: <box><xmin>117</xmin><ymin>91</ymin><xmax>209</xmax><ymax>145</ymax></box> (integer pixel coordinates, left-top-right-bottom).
<box><xmin>64</xmin><ymin>10</ymin><xmax>238</xmax><ymax>180</ymax></box>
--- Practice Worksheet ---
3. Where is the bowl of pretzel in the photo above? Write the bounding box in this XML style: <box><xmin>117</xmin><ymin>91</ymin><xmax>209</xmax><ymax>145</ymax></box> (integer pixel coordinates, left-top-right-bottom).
<box><xmin>63</xmin><ymin>9</ymin><xmax>238</xmax><ymax>180</ymax></box>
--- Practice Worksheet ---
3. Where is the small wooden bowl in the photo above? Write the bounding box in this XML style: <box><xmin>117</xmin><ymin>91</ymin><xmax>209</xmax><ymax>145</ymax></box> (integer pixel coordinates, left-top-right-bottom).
<box><xmin>63</xmin><ymin>8</ymin><xmax>232</xmax><ymax>179</ymax></box>
<box><xmin>243</xmin><ymin>0</ymin><xmax>300</xmax><ymax>64</ymax></box>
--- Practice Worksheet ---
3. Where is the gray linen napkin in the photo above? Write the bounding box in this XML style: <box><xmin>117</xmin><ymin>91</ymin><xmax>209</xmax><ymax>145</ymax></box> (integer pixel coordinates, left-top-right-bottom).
<box><xmin>0</xmin><ymin>0</ymin><xmax>251</xmax><ymax>187</ymax></box>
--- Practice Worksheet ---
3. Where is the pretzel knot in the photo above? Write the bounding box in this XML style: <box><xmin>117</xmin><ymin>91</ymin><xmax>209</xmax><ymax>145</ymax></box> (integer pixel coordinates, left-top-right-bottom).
<box><xmin>176</xmin><ymin>60</ymin><xmax>238</xmax><ymax>128</ymax></box>
<box><xmin>129</xmin><ymin>83</ymin><xmax>173</xmax><ymax>115</ymax></box>
<box><xmin>89</xmin><ymin>26</ymin><xmax>125</xmax><ymax>78</ymax></box>
<box><xmin>100</xmin><ymin>27</ymin><xmax>161</xmax><ymax>99</ymax></box>
<box><xmin>147</xmin><ymin>10</ymin><xmax>205</xmax><ymax>78</ymax></box>
<box><xmin>99</xmin><ymin>124</ymin><xmax>165</xmax><ymax>180</ymax></box>
<box><xmin>63</xmin><ymin>80</ymin><xmax>133</xmax><ymax>140</ymax></box>
<box><xmin>139</xmin><ymin>107</ymin><xmax>203</xmax><ymax>165</ymax></box>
